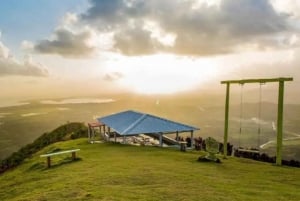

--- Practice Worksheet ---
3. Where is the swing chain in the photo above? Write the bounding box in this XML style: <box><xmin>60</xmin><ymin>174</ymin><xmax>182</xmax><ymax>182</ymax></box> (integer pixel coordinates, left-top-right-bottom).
<box><xmin>257</xmin><ymin>82</ymin><xmax>265</xmax><ymax>148</ymax></box>
<box><xmin>239</xmin><ymin>83</ymin><xmax>244</xmax><ymax>148</ymax></box>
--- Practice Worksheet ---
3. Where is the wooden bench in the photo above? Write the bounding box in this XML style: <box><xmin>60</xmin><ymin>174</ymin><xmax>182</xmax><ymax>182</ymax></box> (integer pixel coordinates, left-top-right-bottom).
<box><xmin>40</xmin><ymin>149</ymin><xmax>80</xmax><ymax>168</ymax></box>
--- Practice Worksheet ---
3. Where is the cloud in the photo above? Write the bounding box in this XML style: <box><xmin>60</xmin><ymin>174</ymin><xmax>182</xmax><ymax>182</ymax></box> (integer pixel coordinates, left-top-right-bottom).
<box><xmin>34</xmin><ymin>28</ymin><xmax>96</xmax><ymax>58</ymax></box>
<box><xmin>79</xmin><ymin>0</ymin><xmax>296</xmax><ymax>56</ymax></box>
<box><xmin>114</xmin><ymin>26</ymin><xmax>159</xmax><ymax>55</ymax></box>
<box><xmin>0</xmin><ymin>40</ymin><xmax>10</xmax><ymax>58</ymax></box>
<box><xmin>0</xmin><ymin>41</ymin><xmax>48</xmax><ymax>77</ymax></box>
<box><xmin>271</xmin><ymin>0</ymin><xmax>300</xmax><ymax>19</ymax></box>
<box><xmin>28</xmin><ymin>0</ymin><xmax>298</xmax><ymax>57</ymax></box>
<box><xmin>21</xmin><ymin>40</ymin><xmax>34</xmax><ymax>51</ymax></box>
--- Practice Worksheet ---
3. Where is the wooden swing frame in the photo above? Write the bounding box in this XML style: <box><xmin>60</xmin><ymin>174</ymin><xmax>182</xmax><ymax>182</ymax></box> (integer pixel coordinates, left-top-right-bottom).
<box><xmin>221</xmin><ymin>77</ymin><xmax>293</xmax><ymax>165</ymax></box>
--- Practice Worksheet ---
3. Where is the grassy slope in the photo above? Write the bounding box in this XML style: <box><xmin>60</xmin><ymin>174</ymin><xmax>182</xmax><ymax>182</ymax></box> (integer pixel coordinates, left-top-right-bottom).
<box><xmin>0</xmin><ymin>139</ymin><xmax>299</xmax><ymax>201</ymax></box>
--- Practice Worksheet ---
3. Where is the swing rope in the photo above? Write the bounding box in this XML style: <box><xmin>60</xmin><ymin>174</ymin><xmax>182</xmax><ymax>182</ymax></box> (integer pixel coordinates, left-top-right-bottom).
<box><xmin>257</xmin><ymin>83</ymin><xmax>264</xmax><ymax>149</ymax></box>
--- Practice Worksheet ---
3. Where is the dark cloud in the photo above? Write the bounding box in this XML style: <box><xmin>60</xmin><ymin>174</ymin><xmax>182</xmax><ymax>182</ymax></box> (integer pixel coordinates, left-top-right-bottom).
<box><xmin>82</xmin><ymin>0</ymin><xmax>146</xmax><ymax>29</ymax></box>
<box><xmin>82</xmin><ymin>0</ymin><xmax>125</xmax><ymax>27</ymax></box>
<box><xmin>34</xmin><ymin>28</ymin><xmax>95</xmax><ymax>57</ymax></box>
<box><xmin>114</xmin><ymin>26</ymin><xmax>159</xmax><ymax>55</ymax></box>
<box><xmin>0</xmin><ymin>41</ymin><xmax>48</xmax><ymax>77</ymax></box>
<box><xmin>80</xmin><ymin>0</ymin><xmax>293</xmax><ymax>56</ymax></box>
<box><xmin>219</xmin><ymin>0</ymin><xmax>288</xmax><ymax>37</ymax></box>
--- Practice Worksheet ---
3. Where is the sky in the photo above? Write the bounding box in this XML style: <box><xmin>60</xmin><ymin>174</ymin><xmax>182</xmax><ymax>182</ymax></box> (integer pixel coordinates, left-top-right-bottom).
<box><xmin>0</xmin><ymin>0</ymin><xmax>299</xmax><ymax>102</ymax></box>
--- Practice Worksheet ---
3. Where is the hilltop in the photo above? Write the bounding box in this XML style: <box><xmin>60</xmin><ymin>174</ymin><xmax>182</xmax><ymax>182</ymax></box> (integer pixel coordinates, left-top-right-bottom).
<box><xmin>0</xmin><ymin>138</ymin><xmax>299</xmax><ymax>201</ymax></box>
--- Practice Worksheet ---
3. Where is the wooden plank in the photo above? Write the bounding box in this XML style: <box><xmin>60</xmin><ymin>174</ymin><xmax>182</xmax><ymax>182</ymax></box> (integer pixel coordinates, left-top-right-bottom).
<box><xmin>40</xmin><ymin>149</ymin><xmax>80</xmax><ymax>157</ymax></box>
<box><xmin>221</xmin><ymin>77</ymin><xmax>293</xmax><ymax>84</ymax></box>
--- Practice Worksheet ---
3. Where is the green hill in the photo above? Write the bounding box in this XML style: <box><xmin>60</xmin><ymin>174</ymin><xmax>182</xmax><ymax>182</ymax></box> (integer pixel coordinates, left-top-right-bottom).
<box><xmin>0</xmin><ymin>138</ymin><xmax>299</xmax><ymax>201</ymax></box>
<box><xmin>0</xmin><ymin>122</ymin><xmax>87</xmax><ymax>174</ymax></box>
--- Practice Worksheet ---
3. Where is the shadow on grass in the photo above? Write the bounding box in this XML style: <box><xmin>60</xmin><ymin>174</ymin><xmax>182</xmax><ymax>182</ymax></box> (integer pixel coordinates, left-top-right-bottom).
<box><xmin>198</xmin><ymin>156</ymin><xmax>221</xmax><ymax>163</ymax></box>
<box><xmin>27</xmin><ymin>157</ymin><xmax>82</xmax><ymax>171</ymax></box>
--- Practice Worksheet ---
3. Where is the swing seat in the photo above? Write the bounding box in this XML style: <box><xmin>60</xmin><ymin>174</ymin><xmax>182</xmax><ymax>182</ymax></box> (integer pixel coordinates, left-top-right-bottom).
<box><xmin>237</xmin><ymin>148</ymin><xmax>259</xmax><ymax>154</ymax></box>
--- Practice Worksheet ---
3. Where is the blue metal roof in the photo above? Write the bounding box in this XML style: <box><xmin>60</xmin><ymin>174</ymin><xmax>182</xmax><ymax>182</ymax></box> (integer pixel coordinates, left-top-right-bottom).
<box><xmin>97</xmin><ymin>110</ymin><xmax>199</xmax><ymax>135</ymax></box>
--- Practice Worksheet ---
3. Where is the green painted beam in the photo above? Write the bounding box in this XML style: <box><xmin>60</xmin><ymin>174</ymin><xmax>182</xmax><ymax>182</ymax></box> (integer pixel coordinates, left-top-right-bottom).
<box><xmin>276</xmin><ymin>80</ymin><xmax>285</xmax><ymax>165</ymax></box>
<box><xmin>221</xmin><ymin>77</ymin><xmax>293</xmax><ymax>85</ymax></box>
<box><xmin>223</xmin><ymin>83</ymin><xmax>230</xmax><ymax>158</ymax></box>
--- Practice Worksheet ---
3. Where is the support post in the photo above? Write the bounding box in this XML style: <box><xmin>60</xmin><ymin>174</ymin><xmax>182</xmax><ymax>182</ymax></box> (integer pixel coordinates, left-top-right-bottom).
<box><xmin>47</xmin><ymin>156</ymin><xmax>51</xmax><ymax>168</ymax></box>
<box><xmin>72</xmin><ymin>152</ymin><xmax>76</xmax><ymax>160</ymax></box>
<box><xmin>159</xmin><ymin>133</ymin><xmax>163</xmax><ymax>147</ymax></box>
<box><xmin>99</xmin><ymin>126</ymin><xmax>102</xmax><ymax>139</ymax></box>
<box><xmin>104</xmin><ymin>125</ymin><xmax>107</xmax><ymax>141</ymax></box>
<box><xmin>276</xmin><ymin>80</ymin><xmax>285</xmax><ymax>165</ymax></box>
<box><xmin>223</xmin><ymin>83</ymin><xmax>230</xmax><ymax>158</ymax></box>
<box><xmin>92</xmin><ymin>127</ymin><xmax>95</xmax><ymax>142</ymax></box>
<box><xmin>88</xmin><ymin>125</ymin><xmax>91</xmax><ymax>142</ymax></box>
<box><xmin>113</xmin><ymin>130</ymin><xmax>116</xmax><ymax>143</ymax></box>
<box><xmin>191</xmin><ymin>130</ymin><xmax>194</xmax><ymax>149</ymax></box>
<box><xmin>176</xmin><ymin>131</ymin><xmax>179</xmax><ymax>141</ymax></box>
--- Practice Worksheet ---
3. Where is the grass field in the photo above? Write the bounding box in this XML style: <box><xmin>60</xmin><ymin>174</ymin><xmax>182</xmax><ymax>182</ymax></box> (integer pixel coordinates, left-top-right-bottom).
<box><xmin>0</xmin><ymin>138</ymin><xmax>299</xmax><ymax>201</ymax></box>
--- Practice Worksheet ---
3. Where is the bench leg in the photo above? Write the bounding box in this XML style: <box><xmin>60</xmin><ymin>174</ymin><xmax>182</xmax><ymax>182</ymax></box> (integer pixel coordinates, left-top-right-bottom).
<box><xmin>72</xmin><ymin>152</ymin><xmax>76</xmax><ymax>160</ymax></box>
<box><xmin>47</xmin><ymin>156</ymin><xmax>51</xmax><ymax>168</ymax></box>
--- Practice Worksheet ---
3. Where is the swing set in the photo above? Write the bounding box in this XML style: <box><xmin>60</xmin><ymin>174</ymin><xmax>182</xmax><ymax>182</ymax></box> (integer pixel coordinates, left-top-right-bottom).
<box><xmin>221</xmin><ymin>77</ymin><xmax>293</xmax><ymax>166</ymax></box>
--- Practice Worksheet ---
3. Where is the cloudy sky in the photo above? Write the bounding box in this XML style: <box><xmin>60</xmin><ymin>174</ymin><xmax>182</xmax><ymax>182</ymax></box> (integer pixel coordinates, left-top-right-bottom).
<box><xmin>0</xmin><ymin>0</ymin><xmax>299</xmax><ymax>101</ymax></box>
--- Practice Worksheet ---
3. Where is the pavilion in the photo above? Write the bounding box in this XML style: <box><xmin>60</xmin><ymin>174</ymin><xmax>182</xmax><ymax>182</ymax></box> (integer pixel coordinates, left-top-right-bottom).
<box><xmin>88</xmin><ymin>110</ymin><xmax>199</xmax><ymax>147</ymax></box>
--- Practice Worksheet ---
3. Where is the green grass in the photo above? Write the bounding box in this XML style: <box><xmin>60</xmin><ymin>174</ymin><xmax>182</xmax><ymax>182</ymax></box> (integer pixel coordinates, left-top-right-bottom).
<box><xmin>0</xmin><ymin>138</ymin><xmax>300</xmax><ymax>201</ymax></box>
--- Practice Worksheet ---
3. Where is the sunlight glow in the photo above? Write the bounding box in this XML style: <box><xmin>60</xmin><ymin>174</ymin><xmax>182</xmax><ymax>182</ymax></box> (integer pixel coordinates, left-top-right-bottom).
<box><xmin>106</xmin><ymin>54</ymin><xmax>219</xmax><ymax>94</ymax></box>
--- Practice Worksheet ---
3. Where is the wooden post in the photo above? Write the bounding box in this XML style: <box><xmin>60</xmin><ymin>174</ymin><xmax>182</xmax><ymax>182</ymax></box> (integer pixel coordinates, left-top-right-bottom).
<box><xmin>72</xmin><ymin>152</ymin><xmax>76</xmax><ymax>160</ymax></box>
<box><xmin>191</xmin><ymin>130</ymin><xmax>194</xmax><ymax>149</ymax></box>
<box><xmin>159</xmin><ymin>133</ymin><xmax>163</xmax><ymax>147</ymax></box>
<box><xmin>99</xmin><ymin>126</ymin><xmax>102</xmax><ymax>139</ymax></box>
<box><xmin>176</xmin><ymin>131</ymin><xmax>179</xmax><ymax>141</ymax></box>
<box><xmin>276</xmin><ymin>80</ymin><xmax>284</xmax><ymax>165</ymax></box>
<box><xmin>88</xmin><ymin>125</ymin><xmax>91</xmax><ymax>142</ymax></box>
<box><xmin>104</xmin><ymin>125</ymin><xmax>107</xmax><ymax>141</ymax></box>
<box><xmin>113</xmin><ymin>130</ymin><xmax>116</xmax><ymax>143</ymax></box>
<box><xmin>47</xmin><ymin>156</ymin><xmax>51</xmax><ymax>168</ymax></box>
<box><xmin>92</xmin><ymin>126</ymin><xmax>94</xmax><ymax>141</ymax></box>
<box><xmin>223</xmin><ymin>83</ymin><xmax>230</xmax><ymax>158</ymax></box>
